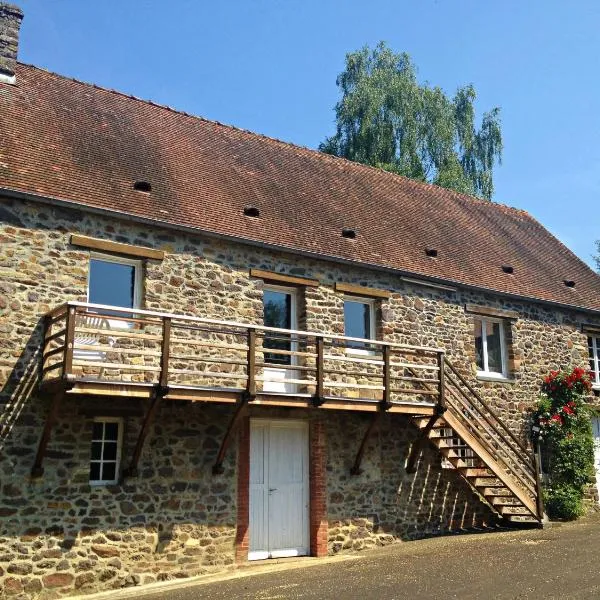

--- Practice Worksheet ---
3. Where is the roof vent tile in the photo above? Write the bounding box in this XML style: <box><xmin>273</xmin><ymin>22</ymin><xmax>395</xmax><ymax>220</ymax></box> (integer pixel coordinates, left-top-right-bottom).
<box><xmin>133</xmin><ymin>180</ymin><xmax>151</xmax><ymax>193</ymax></box>
<box><xmin>243</xmin><ymin>206</ymin><xmax>260</xmax><ymax>218</ymax></box>
<box><xmin>564</xmin><ymin>279</ymin><xmax>576</xmax><ymax>288</ymax></box>
<box><xmin>425</xmin><ymin>248</ymin><xmax>438</xmax><ymax>258</ymax></box>
<box><xmin>342</xmin><ymin>227</ymin><xmax>356</xmax><ymax>240</ymax></box>
<box><xmin>502</xmin><ymin>265</ymin><xmax>514</xmax><ymax>274</ymax></box>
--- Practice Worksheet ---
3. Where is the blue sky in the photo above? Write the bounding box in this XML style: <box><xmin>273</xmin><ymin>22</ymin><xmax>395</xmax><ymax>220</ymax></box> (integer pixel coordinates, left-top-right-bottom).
<box><xmin>16</xmin><ymin>0</ymin><xmax>600</xmax><ymax>267</ymax></box>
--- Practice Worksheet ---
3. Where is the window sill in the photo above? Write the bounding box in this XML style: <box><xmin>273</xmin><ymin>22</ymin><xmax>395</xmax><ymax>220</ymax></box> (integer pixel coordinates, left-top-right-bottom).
<box><xmin>476</xmin><ymin>373</ymin><xmax>514</xmax><ymax>384</ymax></box>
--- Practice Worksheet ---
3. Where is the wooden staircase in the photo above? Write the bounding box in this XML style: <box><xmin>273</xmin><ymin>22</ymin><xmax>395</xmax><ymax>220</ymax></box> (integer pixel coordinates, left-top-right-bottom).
<box><xmin>409</xmin><ymin>358</ymin><xmax>544</xmax><ymax>526</ymax></box>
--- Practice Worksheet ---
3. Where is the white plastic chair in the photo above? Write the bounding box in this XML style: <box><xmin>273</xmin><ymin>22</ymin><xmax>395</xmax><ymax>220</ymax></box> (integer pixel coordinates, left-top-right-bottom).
<box><xmin>73</xmin><ymin>314</ymin><xmax>115</xmax><ymax>376</ymax></box>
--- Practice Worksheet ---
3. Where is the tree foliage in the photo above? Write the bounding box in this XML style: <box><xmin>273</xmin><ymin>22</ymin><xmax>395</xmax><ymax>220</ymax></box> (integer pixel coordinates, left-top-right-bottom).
<box><xmin>320</xmin><ymin>42</ymin><xmax>503</xmax><ymax>199</ymax></box>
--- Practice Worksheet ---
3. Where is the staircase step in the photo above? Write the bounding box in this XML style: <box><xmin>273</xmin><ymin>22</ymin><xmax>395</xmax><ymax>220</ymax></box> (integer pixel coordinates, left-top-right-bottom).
<box><xmin>472</xmin><ymin>477</ymin><xmax>504</xmax><ymax>487</ymax></box>
<box><xmin>459</xmin><ymin>468</ymin><xmax>495</xmax><ymax>478</ymax></box>
<box><xmin>498</xmin><ymin>506</ymin><xmax>533</xmax><ymax>516</ymax></box>
<box><xmin>479</xmin><ymin>487</ymin><xmax>512</xmax><ymax>496</ymax></box>
<box><xmin>489</xmin><ymin>497</ymin><xmax>523</xmax><ymax>506</ymax></box>
<box><xmin>440</xmin><ymin>455</ymin><xmax>471</xmax><ymax>469</ymax></box>
<box><xmin>413</xmin><ymin>417</ymin><xmax>447</xmax><ymax>429</ymax></box>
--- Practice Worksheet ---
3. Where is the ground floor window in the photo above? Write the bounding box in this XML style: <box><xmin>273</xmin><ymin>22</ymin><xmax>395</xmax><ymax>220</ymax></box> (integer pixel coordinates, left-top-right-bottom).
<box><xmin>89</xmin><ymin>417</ymin><xmax>123</xmax><ymax>485</ymax></box>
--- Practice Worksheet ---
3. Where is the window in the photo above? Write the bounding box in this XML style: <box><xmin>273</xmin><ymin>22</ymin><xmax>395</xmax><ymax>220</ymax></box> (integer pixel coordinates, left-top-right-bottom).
<box><xmin>474</xmin><ymin>317</ymin><xmax>507</xmax><ymax>377</ymax></box>
<box><xmin>263</xmin><ymin>286</ymin><xmax>297</xmax><ymax>365</ymax></box>
<box><xmin>588</xmin><ymin>336</ymin><xmax>600</xmax><ymax>388</ymax></box>
<box><xmin>89</xmin><ymin>418</ymin><xmax>123</xmax><ymax>485</ymax></box>
<box><xmin>343</xmin><ymin>297</ymin><xmax>375</xmax><ymax>352</ymax></box>
<box><xmin>88</xmin><ymin>254</ymin><xmax>141</xmax><ymax>313</ymax></box>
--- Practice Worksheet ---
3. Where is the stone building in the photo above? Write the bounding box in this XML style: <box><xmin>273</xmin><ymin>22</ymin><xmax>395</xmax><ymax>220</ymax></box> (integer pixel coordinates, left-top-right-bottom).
<box><xmin>1</xmin><ymin>4</ymin><xmax>600</xmax><ymax>598</ymax></box>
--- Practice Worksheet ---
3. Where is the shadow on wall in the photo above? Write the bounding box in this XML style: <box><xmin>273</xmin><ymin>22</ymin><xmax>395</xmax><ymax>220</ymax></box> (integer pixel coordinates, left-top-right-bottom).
<box><xmin>0</xmin><ymin>317</ymin><xmax>45</xmax><ymax>453</ymax></box>
<box><xmin>326</xmin><ymin>413</ymin><xmax>496</xmax><ymax>551</ymax></box>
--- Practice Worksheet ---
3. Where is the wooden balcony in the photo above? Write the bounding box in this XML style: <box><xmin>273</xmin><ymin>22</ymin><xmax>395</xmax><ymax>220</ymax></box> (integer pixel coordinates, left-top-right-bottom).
<box><xmin>40</xmin><ymin>301</ymin><xmax>444</xmax><ymax>415</ymax></box>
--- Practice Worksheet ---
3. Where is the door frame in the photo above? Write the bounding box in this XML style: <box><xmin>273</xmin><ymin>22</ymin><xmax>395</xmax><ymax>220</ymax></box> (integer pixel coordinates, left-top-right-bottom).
<box><xmin>248</xmin><ymin>418</ymin><xmax>309</xmax><ymax>560</ymax></box>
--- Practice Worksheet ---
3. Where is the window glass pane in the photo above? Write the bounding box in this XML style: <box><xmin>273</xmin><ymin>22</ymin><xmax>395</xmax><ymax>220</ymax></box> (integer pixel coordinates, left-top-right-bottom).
<box><xmin>344</xmin><ymin>300</ymin><xmax>373</xmax><ymax>351</ymax></box>
<box><xmin>263</xmin><ymin>290</ymin><xmax>293</xmax><ymax>365</ymax></box>
<box><xmin>102</xmin><ymin>463</ymin><xmax>116</xmax><ymax>482</ymax></box>
<box><xmin>474</xmin><ymin>319</ymin><xmax>484</xmax><ymax>371</ymax></box>
<box><xmin>486</xmin><ymin>321</ymin><xmax>503</xmax><ymax>373</ymax></box>
<box><xmin>91</xmin><ymin>442</ymin><xmax>102</xmax><ymax>461</ymax></box>
<box><xmin>89</xmin><ymin>462</ymin><xmax>101</xmax><ymax>481</ymax></box>
<box><xmin>103</xmin><ymin>442</ymin><xmax>117</xmax><ymax>461</ymax></box>
<box><xmin>92</xmin><ymin>422</ymin><xmax>103</xmax><ymax>440</ymax></box>
<box><xmin>89</xmin><ymin>259</ymin><xmax>136</xmax><ymax>309</ymax></box>
<box><xmin>344</xmin><ymin>301</ymin><xmax>371</xmax><ymax>339</ymax></box>
<box><xmin>104</xmin><ymin>422</ymin><xmax>119</xmax><ymax>441</ymax></box>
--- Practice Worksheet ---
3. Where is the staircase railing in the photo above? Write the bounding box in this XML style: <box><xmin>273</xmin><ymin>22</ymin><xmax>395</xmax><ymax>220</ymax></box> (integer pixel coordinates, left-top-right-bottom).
<box><xmin>442</xmin><ymin>358</ymin><xmax>543</xmax><ymax>519</ymax></box>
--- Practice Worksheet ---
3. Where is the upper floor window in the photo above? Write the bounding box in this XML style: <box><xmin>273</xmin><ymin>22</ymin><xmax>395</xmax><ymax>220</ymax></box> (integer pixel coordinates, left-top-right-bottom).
<box><xmin>263</xmin><ymin>285</ymin><xmax>297</xmax><ymax>366</ymax></box>
<box><xmin>88</xmin><ymin>254</ymin><xmax>142</xmax><ymax>310</ymax></box>
<box><xmin>89</xmin><ymin>417</ymin><xmax>123</xmax><ymax>485</ymax></box>
<box><xmin>344</xmin><ymin>297</ymin><xmax>375</xmax><ymax>352</ymax></box>
<box><xmin>474</xmin><ymin>316</ymin><xmax>507</xmax><ymax>378</ymax></box>
<box><xmin>588</xmin><ymin>336</ymin><xmax>600</xmax><ymax>388</ymax></box>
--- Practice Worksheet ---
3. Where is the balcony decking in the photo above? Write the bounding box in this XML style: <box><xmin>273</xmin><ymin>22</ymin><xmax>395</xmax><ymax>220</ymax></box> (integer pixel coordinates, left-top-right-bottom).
<box><xmin>40</xmin><ymin>302</ymin><xmax>445</xmax><ymax>415</ymax></box>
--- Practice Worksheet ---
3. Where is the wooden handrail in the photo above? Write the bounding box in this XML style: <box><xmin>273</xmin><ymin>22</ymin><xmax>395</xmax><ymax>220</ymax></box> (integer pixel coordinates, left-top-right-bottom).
<box><xmin>444</xmin><ymin>371</ymin><xmax>534</xmax><ymax>475</ymax></box>
<box><xmin>65</xmin><ymin>302</ymin><xmax>443</xmax><ymax>353</ymax></box>
<box><xmin>444</xmin><ymin>358</ymin><xmax>531</xmax><ymax>458</ymax></box>
<box><xmin>444</xmin><ymin>382</ymin><xmax>536</xmax><ymax>493</ymax></box>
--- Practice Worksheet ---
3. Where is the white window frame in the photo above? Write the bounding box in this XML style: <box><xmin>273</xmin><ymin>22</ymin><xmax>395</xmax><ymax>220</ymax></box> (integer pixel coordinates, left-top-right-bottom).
<box><xmin>89</xmin><ymin>417</ymin><xmax>124</xmax><ymax>486</ymax></box>
<box><xmin>588</xmin><ymin>336</ymin><xmax>600</xmax><ymax>389</ymax></box>
<box><xmin>343</xmin><ymin>296</ymin><xmax>376</xmax><ymax>355</ymax></box>
<box><xmin>87</xmin><ymin>253</ymin><xmax>142</xmax><ymax>327</ymax></box>
<box><xmin>474</xmin><ymin>316</ymin><xmax>508</xmax><ymax>379</ymax></box>
<box><xmin>263</xmin><ymin>284</ymin><xmax>298</xmax><ymax>362</ymax></box>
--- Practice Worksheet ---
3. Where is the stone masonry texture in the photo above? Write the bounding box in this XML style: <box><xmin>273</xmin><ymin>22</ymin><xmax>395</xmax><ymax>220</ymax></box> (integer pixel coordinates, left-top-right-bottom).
<box><xmin>1</xmin><ymin>196</ymin><xmax>600</xmax><ymax>598</ymax></box>
<box><xmin>0</xmin><ymin>3</ymin><xmax>23</xmax><ymax>77</ymax></box>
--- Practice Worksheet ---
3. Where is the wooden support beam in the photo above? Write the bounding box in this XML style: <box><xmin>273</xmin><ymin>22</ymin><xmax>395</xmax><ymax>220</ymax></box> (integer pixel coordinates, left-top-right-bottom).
<box><xmin>31</xmin><ymin>389</ymin><xmax>67</xmax><ymax>478</ymax></box>
<box><xmin>532</xmin><ymin>443</ymin><xmax>545</xmax><ymax>520</ymax></box>
<box><xmin>123</xmin><ymin>385</ymin><xmax>166</xmax><ymax>477</ymax></box>
<box><xmin>405</xmin><ymin>413</ymin><xmax>441</xmax><ymax>474</ymax></box>
<box><xmin>312</xmin><ymin>337</ymin><xmax>325</xmax><ymax>407</ymax></box>
<box><xmin>350</xmin><ymin>411</ymin><xmax>382</xmax><ymax>475</ymax></box>
<box><xmin>382</xmin><ymin>345</ymin><xmax>392</xmax><ymax>410</ymax></box>
<box><xmin>249</xmin><ymin>268</ymin><xmax>319</xmax><ymax>287</ymax></box>
<box><xmin>212</xmin><ymin>393</ymin><xmax>251</xmax><ymax>475</ymax></box>
<box><xmin>70</xmin><ymin>234</ymin><xmax>165</xmax><ymax>260</ymax></box>
<box><xmin>62</xmin><ymin>306</ymin><xmax>76</xmax><ymax>379</ymax></box>
<box><xmin>247</xmin><ymin>328</ymin><xmax>257</xmax><ymax>398</ymax></box>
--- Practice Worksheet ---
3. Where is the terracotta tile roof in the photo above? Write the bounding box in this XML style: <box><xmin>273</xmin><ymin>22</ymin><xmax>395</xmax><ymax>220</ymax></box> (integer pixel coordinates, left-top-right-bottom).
<box><xmin>2</xmin><ymin>63</ymin><xmax>600</xmax><ymax>312</ymax></box>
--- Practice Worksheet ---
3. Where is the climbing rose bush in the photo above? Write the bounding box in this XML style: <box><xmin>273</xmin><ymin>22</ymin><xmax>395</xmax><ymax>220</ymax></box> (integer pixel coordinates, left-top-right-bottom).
<box><xmin>532</xmin><ymin>367</ymin><xmax>594</xmax><ymax>520</ymax></box>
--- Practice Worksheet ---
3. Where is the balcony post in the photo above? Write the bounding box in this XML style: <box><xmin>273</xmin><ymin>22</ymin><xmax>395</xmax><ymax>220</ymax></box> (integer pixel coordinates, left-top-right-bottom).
<box><xmin>159</xmin><ymin>317</ymin><xmax>172</xmax><ymax>391</ymax></box>
<box><xmin>437</xmin><ymin>351</ymin><xmax>446</xmax><ymax>413</ymax></box>
<box><xmin>246</xmin><ymin>328</ymin><xmax>256</xmax><ymax>399</ymax></box>
<box><xmin>62</xmin><ymin>305</ymin><xmax>76</xmax><ymax>380</ymax></box>
<box><xmin>382</xmin><ymin>345</ymin><xmax>392</xmax><ymax>410</ymax></box>
<box><xmin>313</xmin><ymin>336</ymin><xmax>325</xmax><ymax>407</ymax></box>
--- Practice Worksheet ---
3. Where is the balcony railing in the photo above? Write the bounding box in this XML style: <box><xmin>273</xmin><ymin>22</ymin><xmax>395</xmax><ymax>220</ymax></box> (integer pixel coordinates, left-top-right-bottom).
<box><xmin>40</xmin><ymin>302</ymin><xmax>445</xmax><ymax>409</ymax></box>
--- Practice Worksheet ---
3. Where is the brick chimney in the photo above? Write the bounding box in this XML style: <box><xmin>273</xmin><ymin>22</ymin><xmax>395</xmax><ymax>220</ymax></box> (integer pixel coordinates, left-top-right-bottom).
<box><xmin>0</xmin><ymin>3</ymin><xmax>23</xmax><ymax>84</ymax></box>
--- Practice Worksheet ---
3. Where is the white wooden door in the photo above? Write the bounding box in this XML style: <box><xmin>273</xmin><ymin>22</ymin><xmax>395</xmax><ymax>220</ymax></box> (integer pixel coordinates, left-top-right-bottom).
<box><xmin>592</xmin><ymin>417</ymin><xmax>600</xmax><ymax>503</ymax></box>
<box><xmin>249</xmin><ymin>420</ymin><xmax>309</xmax><ymax>560</ymax></box>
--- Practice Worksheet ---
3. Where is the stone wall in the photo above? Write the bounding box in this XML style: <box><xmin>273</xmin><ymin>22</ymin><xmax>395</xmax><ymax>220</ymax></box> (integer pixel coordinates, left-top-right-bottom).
<box><xmin>1</xmin><ymin>196</ymin><xmax>600</xmax><ymax>597</ymax></box>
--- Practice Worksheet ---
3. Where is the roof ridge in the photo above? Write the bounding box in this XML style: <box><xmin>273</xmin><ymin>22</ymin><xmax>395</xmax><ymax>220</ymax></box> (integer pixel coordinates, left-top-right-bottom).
<box><xmin>16</xmin><ymin>62</ymin><xmax>526</xmax><ymax>219</ymax></box>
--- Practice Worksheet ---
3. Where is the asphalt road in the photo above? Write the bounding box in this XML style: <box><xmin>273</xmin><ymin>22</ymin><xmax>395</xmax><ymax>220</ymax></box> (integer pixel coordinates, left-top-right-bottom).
<box><xmin>132</xmin><ymin>516</ymin><xmax>600</xmax><ymax>600</ymax></box>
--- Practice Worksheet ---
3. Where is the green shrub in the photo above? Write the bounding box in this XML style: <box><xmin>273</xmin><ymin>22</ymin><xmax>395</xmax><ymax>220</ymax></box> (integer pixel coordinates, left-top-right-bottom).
<box><xmin>545</xmin><ymin>484</ymin><xmax>585</xmax><ymax>520</ymax></box>
<box><xmin>532</xmin><ymin>367</ymin><xmax>595</xmax><ymax>521</ymax></box>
